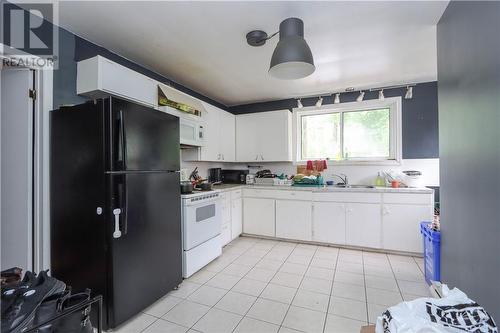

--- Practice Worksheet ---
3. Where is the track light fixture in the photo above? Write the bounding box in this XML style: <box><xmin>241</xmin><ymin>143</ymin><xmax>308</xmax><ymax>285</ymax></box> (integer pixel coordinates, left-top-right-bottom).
<box><xmin>405</xmin><ymin>86</ymin><xmax>413</xmax><ymax>99</ymax></box>
<box><xmin>297</xmin><ymin>98</ymin><xmax>304</xmax><ymax>108</ymax></box>
<box><xmin>315</xmin><ymin>96</ymin><xmax>323</xmax><ymax>108</ymax></box>
<box><xmin>356</xmin><ymin>91</ymin><xmax>365</xmax><ymax>102</ymax></box>
<box><xmin>378</xmin><ymin>89</ymin><xmax>385</xmax><ymax>101</ymax></box>
<box><xmin>334</xmin><ymin>93</ymin><xmax>340</xmax><ymax>104</ymax></box>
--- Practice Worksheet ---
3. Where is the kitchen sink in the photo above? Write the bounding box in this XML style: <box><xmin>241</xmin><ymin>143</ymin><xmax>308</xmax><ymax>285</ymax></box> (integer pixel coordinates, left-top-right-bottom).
<box><xmin>332</xmin><ymin>184</ymin><xmax>375</xmax><ymax>189</ymax></box>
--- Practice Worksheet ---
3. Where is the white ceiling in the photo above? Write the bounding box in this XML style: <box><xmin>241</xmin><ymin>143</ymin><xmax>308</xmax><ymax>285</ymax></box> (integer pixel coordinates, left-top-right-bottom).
<box><xmin>56</xmin><ymin>1</ymin><xmax>448</xmax><ymax>106</ymax></box>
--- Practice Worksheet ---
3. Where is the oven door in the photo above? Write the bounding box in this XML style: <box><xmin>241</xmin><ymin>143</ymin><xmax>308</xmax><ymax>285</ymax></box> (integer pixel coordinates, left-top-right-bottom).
<box><xmin>183</xmin><ymin>199</ymin><xmax>221</xmax><ymax>250</ymax></box>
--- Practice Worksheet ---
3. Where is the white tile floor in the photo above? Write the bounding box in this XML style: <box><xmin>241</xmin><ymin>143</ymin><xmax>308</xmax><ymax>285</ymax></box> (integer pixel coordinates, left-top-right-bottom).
<box><xmin>113</xmin><ymin>237</ymin><xmax>431</xmax><ymax>333</ymax></box>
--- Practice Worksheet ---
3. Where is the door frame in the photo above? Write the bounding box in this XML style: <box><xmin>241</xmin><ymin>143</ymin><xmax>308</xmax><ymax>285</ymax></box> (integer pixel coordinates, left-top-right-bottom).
<box><xmin>1</xmin><ymin>45</ymin><xmax>53</xmax><ymax>271</ymax></box>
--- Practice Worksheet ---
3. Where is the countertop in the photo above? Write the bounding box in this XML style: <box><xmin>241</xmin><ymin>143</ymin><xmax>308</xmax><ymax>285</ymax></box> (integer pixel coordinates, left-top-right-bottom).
<box><xmin>212</xmin><ymin>184</ymin><xmax>434</xmax><ymax>194</ymax></box>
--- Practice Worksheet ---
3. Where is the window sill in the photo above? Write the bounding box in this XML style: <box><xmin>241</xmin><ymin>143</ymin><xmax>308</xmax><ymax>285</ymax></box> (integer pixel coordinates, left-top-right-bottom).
<box><xmin>293</xmin><ymin>159</ymin><xmax>402</xmax><ymax>167</ymax></box>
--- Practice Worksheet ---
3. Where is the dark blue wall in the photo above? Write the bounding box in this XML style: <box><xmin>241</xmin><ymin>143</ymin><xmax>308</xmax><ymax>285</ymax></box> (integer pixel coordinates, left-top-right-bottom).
<box><xmin>229</xmin><ymin>82</ymin><xmax>439</xmax><ymax>159</ymax></box>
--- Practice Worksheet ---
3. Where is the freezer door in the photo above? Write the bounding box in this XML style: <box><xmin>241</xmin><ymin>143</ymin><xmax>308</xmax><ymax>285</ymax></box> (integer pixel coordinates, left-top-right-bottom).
<box><xmin>107</xmin><ymin>172</ymin><xmax>182</xmax><ymax>328</ymax></box>
<box><xmin>108</xmin><ymin>97</ymin><xmax>180</xmax><ymax>172</ymax></box>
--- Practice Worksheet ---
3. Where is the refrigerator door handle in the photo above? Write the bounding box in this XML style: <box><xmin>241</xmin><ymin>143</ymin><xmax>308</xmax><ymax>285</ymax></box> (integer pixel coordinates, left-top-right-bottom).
<box><xmin>118</xmin><ymin>110</ymin><xmax>127</xmax><ymax>170</ymax></box>
<box><xmin>112</xmin><ymin>208</ymin><xmax>122</xmax><ymax>238</ymax></box>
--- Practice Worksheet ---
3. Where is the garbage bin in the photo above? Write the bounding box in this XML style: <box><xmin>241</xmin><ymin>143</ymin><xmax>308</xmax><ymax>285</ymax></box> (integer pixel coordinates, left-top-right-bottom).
<box><xmin>420</xmin><ymin>222</ymin><xmax>441</xmax><ymax>285</ymax></box>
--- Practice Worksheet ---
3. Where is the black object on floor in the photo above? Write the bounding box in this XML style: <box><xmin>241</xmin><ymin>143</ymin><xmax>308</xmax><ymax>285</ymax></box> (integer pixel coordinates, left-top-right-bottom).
<box><xmin>1</xmin><ymin>271</ymin><xmax>66</xmax><ymax>333</ymax></box>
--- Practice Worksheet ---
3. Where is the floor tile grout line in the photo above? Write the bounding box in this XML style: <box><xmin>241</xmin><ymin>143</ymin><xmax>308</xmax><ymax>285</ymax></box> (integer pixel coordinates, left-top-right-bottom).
<box><xmin>321</xmin><ymin>247</ymin><xmax>340</xmax><ymax>333</ymax></box>
<box><xmin>387</xmin><ymin>255</ymin><xmax>405</xmax><ymax>305</ymax></box>
<box><xmin>188</xmin><ymin>238</ymin><xmax>276</xmax><ymax>332</ymax></box>
<box><xmin>277</xmin><ymin>245</ymin><xmax>318</xmax><ymax>332</ymax></box>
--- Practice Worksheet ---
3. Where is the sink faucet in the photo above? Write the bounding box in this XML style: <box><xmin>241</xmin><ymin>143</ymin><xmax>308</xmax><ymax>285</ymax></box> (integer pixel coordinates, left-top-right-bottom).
<box><xmin>332</xmin><ymin>174</ymin><xmax>348</xmax><ymax>187</ymax></box>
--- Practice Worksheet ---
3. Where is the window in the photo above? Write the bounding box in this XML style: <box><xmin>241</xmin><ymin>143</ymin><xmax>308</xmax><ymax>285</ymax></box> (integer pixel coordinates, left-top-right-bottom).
<box><xmin>294</xmin><ymin>97</ymin><xmax>401</xmax><ymax>164</ymax></box>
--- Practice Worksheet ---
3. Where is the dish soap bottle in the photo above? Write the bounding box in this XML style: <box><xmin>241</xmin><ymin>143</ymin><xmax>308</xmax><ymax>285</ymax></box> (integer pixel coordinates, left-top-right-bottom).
<box><xmin>375</xmin><ymin>172</ymin><xmax>385</xmax><ymax>187</ymax></box>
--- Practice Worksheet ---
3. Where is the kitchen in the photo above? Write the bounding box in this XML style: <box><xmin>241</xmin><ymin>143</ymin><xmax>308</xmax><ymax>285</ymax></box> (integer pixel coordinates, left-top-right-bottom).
<box><xmin>1</xmin><ymin>1</ymin><xmax>499</xmax><ymax>333</ymax></box>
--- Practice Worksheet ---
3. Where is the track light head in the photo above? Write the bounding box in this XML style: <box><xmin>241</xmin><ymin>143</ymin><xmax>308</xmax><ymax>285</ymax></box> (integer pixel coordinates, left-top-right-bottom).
<box><xmin>356</xmin><ymin>91</ymin><xmax>365</xmax><ymax>102</ymax></box>
<box><xmin>315</xmin><ymin>96</ymin><xmax>323</xmax><ymax>108</ymax></box>
<box><xmin>405</xmin><ymin>86</ymin><xmax>413</xmax><ymax>99</ymax></box>
<box><xmin>378</xmin><ymin>90</ymin><xmax>385</xmax><ymax>101</ymax></box>
<box><xmin>334</xmin><ymin>93</ymin><xmax>340</xmax><ymax>104</ymax></box>
<box><xmin>297</xmin><ymin>98</ymin><xmax>304</xmax><ymax>108</ymax></box>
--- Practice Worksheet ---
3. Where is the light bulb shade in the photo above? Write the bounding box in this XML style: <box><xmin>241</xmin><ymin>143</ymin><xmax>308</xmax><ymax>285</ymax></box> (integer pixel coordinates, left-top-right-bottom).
<box><xmin>297</xmin><ymin>99</ymin><xmax>304</xmax><ymax>108</ymax></box>
<box><xmin>405</xmin><ymin>86</ymin><xmax>413</xmax><ymax>99</ymax></box>
<box><xmin>269</xmin><ymin>18</ymin><xmax>315</xmax><ymax>80</ymax></box>
<box><xmin>356</xmin><ymin>91</ymin><xmax>365</xmax><ymax>102</ymax></box>
<box><xmin>378</xmin><ymin>90</ymin><xmax>385</xmax><ymax>101</ymax></box>
<box><xmin>315</xmin><ymin>97</ymin><xmax>323</xmax><ymax>107</ymax></box>
<box><xmin>334</xmin><ymin>93</ymin><xmax>340</xmax><ymax>104</ymax></box>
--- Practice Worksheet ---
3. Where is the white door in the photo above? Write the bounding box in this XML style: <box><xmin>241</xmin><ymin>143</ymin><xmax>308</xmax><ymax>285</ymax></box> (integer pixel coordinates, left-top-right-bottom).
<box><xmin>219</xmin><ymin>111</ymin><xmax>235</xmax><ymax>162</ymax></box>
<box><xmin>236</xmin><ymin>114</ymin><xmax>260</xmax><ymax>162</ymax></box>
<box><xmin>276</xmin><ymin>200</ymin><xmax>312</xmax><ymax>241</ymax></box>
<box><xmin>243</xmin><ymin>198</ymin><xmax>275</xmax><ymax>236</ymax></box>
<box><xmin>313</xmin><ymin>202</ymin><xmax>346</xmax><ymax>244</ymax></box>
<box><xmin>231</xmin><ymin>197</ymin><xmax>242</xmax><ymax>239</ymax></box>
<box><xmin>383</xmin><ymin>204</ymin><xmax>433</xmax><ymax>253</ymax></box>
<box><xmin>346</xmin><ymin>203</ymin><xmax>382</xmax><ymax>249</ymax></box>
<box><xmin>1</xmin><ymin>68</ymin><xmax>34</xmax><ymax>271</ymax></box>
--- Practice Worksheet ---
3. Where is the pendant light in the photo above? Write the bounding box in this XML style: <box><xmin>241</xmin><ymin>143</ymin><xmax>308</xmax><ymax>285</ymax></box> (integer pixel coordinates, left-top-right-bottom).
<box><xmin>247</xmin><ymin>18</ymin><xmax>315</xmax><ymax>80</ymax></box>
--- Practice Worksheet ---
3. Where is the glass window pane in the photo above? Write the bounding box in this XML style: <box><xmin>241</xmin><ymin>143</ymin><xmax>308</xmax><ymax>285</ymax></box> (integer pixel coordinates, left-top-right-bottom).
<box><xmin>343</xmin><ymin>108</ymin><xmax>390</xmax><ymax>158</ymax></box>
<box><xmin>301</xmin><ymin>113</ymin><xmax>341</xmax><ymax>159</ymax></box>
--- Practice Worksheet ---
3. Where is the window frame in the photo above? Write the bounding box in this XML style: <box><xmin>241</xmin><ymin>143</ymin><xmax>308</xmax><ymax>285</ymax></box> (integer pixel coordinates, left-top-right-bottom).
<box><xmin>292</xmin><ymin>97</ymin><xmax>402</xmax><ymax>166</ymax></box>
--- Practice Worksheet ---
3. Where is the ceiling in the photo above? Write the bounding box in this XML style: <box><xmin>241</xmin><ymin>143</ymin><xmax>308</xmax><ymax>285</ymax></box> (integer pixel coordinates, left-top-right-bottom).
<box><xmin>56</xmin><ymin>1</ymin><xmax>449</xmax><ymax>106</ymax></box>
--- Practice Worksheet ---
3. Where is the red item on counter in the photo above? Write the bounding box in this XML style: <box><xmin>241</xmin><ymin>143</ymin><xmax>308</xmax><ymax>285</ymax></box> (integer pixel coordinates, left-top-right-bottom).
<box><xmin>306</xmin><ymin>160</ymin><xmax>313</xmax><ymax>170</ymax></box>
<box><xmin>391</xmin><ymin>180</ymin><xmax>400</xmax><ymax>188</ymax></box>
<box><xmin>323</xmin><ymin>160</ymin><xmax>328</xmax><ymax>170</ymax></box>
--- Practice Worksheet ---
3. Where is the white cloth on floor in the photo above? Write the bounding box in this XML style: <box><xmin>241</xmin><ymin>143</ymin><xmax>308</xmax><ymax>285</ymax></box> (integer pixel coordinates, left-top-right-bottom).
<box><xmin>375</xmin><ymin>285</ymin><xmax>497</xmax><ymax>333</ymax></box>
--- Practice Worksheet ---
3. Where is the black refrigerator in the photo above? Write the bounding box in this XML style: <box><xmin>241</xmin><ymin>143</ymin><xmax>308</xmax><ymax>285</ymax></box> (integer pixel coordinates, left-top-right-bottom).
<box><xmin>50</xmin><ymin>97</ymin><xmax>182</xmax><ymax>329</ymax></box>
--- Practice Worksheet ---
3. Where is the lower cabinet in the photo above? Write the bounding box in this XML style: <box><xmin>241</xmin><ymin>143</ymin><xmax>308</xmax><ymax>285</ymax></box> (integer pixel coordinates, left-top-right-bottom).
<box><xmin>243</xmin><ymin>197</ymin><xmax>275</xmax><ymax>237</ymax></box>
<box><xmin>312</xmin><ymin>202</ymin><xmax>346</xmax><ymax>244</ymax></box>
<box><xmin>276</xmin><ymin>200</ymin><xmax>312</xmax><ymax>241</ymax></box>
<box><xmin>231</xmin><ymin>194</ymin><xmax>242</xmax><ymax>239</ymax></box>
<box><xmin>382</xmin><ymin>204</ymin><xmax>433</xmax><ymax>252</ymax></box>
<box><xmin>346</xmin><ymin>203</ymin><xmax>382</xmax><ymax>249</ymax></box>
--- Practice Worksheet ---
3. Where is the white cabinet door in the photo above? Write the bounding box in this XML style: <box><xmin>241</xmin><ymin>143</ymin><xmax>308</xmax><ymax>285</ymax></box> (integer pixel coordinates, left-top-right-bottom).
<box><xmin>259</xmin><ymin>110</ymin><xmax>292</xmax><ymax>162</ymax></box>
<box><xmin>236</xmin><ymin>110</ymin><xmax>291</xmax><ymax>162</ymax></box>
<box><xmin>243</xmin><ymin>198</ymin><xmax>275</xmax><ymax>237</ymax></box>
<box><xmin>346</xmin><ymin>203</ymin><xmax>382</xmax><ymax>249</ymax></box>
<box><xmin>231</xmin><ymin>197</ymin><xmax>242</xmax><ymax>239</ymax></box>
<box><xmin>236</xmin><ymin>114</ymin><xmax>260</xmax><ymax>162</ymax></box>
<box><xmin>383</xmin><ymin>204</ymin><xmax>433</xmax><ymax>253</ymax></box>
<box><xmin>220</xmin><ymin>193</ymin><xmax>232</xmax><ymax>225</ymax></box>
<box><xmin>200</xmin><ymin>103</ymin><xmax>221</xmax><ymax>161</ymax></box>
<box><xmin>219</xmin><ymin>111</ymin><xmax>235</xmax><ymax>162</ymax></box>
<box><xmin>221</xmin><ymin>223</ymin><xmax>232</xmax><ymax>246</ymax></box>
<box><xmin>312</xmin><ymin>202</ymin><xmax>346</xmax><ymax>245</ymax></box>
<box><xmin>275</xmin><ymin>200</ymin><xmax>312</xmax><ymax>241</ymax></box>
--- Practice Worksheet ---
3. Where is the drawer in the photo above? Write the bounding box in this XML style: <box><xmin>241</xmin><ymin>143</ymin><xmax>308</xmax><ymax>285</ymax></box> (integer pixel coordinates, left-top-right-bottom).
<box><xmin>273</xmin><ymin>190</ymin><xmax>312</xmax><ymax>201</ymax></box>
<box><xmin>243</xmin><ymin>188</ymin><xmax>280</xmax><ymax>199</ymax></box>
<box><xmin>313</xmin><ymin>192</ymin><xmax>381</xmax><ymax>203</ymax></box>
<box><xmin>231</xmin><ymin>189</ymin><xmax>242</xmax><ymax>199</ymax></box>
<box><xmin>383</xmin><ymin>193</ymin><xmax>433</xmax><ymax>205</ymax></box>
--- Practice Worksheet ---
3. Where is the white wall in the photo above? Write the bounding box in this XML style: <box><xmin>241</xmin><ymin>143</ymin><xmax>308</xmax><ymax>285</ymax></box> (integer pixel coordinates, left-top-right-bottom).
<box><xmin>181</xmin><ymin>150</ymin><xmax>439</xmax><ymax>187</ymax></box>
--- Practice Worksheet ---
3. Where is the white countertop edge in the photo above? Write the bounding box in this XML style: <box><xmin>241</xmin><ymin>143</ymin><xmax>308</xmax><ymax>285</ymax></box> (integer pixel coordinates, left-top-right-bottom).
<box><xmin>212</xmin><ymin>184</ymin><xmax>434</xmax><ymax>194</ymax></box>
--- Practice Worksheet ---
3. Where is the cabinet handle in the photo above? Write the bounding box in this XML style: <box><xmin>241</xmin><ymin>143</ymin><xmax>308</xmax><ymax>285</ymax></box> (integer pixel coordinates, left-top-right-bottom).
<box><xmin>222</xmin><ymin>154</ymin><xmax>225</xmax><ymax>160</ymax></box>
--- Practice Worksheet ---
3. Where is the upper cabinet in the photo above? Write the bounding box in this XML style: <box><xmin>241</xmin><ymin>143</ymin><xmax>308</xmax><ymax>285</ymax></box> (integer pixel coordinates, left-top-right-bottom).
<box><xmin>77</xmin><ymin>56</ymin><xmax>157</xmax><ymax>107</ymax></box>
<box><xmin>236</xmin><ymin>110</ymin><xmax>292</xmax><ymax>162</ymax></box>
<box><xmin>195</xmin><ymin>103</ymin><xmax>235</xmax><ymax>162</ymax></box>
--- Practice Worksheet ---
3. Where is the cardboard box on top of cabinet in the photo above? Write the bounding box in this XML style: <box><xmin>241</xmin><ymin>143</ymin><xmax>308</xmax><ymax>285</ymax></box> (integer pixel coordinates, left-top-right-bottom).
<box><xmin>360</xmin><ymin>325</ymin><xmax>376</xmax><ymax>333</ymax></box>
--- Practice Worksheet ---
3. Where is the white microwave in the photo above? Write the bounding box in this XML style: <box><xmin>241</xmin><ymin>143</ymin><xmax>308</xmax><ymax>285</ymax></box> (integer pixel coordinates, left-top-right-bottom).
<box><xmin>180</xmin><ymin>118</ymin><xmax>205</xmax><ymax>146</ymax></box>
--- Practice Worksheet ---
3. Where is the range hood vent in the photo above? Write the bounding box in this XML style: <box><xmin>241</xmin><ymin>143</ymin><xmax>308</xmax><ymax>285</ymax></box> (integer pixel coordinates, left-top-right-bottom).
<box><xmin>158</xmin><ymin>84</ymin><xmax>206</xmax><ymax>117</ymax></box>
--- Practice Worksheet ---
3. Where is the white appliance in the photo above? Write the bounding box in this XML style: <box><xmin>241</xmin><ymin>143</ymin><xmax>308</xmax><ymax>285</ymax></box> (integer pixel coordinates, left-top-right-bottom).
<box><xmin>179</xmin><ymin>117</ymin><xmax>205</xmax><ymax>146</ymax></box>
<box><xmin>181</xmin><ymin>190</ymin><xmax>222</xmax><ymax>278</ymax></box>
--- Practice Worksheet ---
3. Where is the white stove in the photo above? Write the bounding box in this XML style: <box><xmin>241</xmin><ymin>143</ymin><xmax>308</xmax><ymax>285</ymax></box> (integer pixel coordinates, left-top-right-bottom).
<box><xmin>181</xmin><ymin>190</ymin><xmax>222</xmax><ymax>278</ymax></box>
